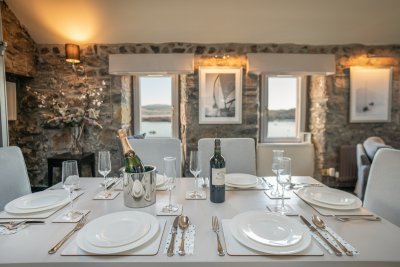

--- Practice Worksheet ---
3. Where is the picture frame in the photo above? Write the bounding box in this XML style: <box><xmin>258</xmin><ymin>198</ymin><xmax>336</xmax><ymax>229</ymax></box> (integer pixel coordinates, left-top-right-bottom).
<box><xmin>350</xmin><ymin>66</ymin><xmax>392</xmax><ymax>123</ymax></box>
<box><xmin>199</xmin><ymin>67</ymin><xmax>242</xmax><ymax>124</ymax></box>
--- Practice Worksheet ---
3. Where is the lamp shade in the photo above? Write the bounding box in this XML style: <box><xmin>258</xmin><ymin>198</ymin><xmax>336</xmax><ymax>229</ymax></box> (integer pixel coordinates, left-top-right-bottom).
<box><xmin>65</xmin><ymin>43</ymin><xmax>80</xmax><ymax>63</ymax></box>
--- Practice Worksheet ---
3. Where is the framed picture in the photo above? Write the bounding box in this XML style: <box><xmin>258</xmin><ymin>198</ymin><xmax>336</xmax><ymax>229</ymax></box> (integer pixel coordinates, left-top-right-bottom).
<box><xmin>350</xmin><ymin>67</ymin><xmax>392</xmax><ymax>123</ymax></box>
<box><xmin>199</xmin><ymin>67</ymin><xmax>242</xmax><ymax>124</ymax></box>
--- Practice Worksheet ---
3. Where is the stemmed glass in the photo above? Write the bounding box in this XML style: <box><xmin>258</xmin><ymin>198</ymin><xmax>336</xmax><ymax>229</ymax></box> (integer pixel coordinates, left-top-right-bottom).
<box><xmin>275</xmin><ymin>157</ymin><xmax>291</xmax><ymax>214</ymax></box>
<box><xmin>98</xmin><ymin>151</ymin><xmax>112</xmax><ymax>198</ymax></box>
<box><xmin>62</xmin><ymin>160</ymin><xmax>80</xmax><ymax>220</ymax></box>
<box><xmin>162</xmin><ymin>157</ymin><xmax>179</xmax><ymax>213</ymax></box>
<box><xmin>188</xmin><ymin>150</ymin><xmax>205</xmax><ymax>199</ymax></box>
<box><xmin>271</xmin><ymin>150</ymin><xmax>284</xmax><ymax>196</ymax></box>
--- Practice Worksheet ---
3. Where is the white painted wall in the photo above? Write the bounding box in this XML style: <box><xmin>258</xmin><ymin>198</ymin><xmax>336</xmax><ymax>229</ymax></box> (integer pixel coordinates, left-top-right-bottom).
<box><xmin>6</xmin><ymin>0</ymin><xmax>400</xmax><ymax>45</ymax></box>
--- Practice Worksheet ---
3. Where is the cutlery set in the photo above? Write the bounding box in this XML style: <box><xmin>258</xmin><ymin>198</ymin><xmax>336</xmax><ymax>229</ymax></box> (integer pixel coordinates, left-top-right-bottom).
<box><xmin>300</xmin><ymin>215</ymin><xmax>356</xmax><ymax>256</ymax></box>
<box><xmin>167</xmin><ymin>215</ymin><xmax>191</xmax><ymax>257</ymax></box>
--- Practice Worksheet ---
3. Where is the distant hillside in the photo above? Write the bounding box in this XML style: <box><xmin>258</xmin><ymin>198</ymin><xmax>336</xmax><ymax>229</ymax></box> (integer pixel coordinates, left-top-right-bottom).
<box><xmin>142</xmin><ymin>104</ymin><xmax>171</xmax><ymax>122</ymax></box>
<box><xmin>268</xmin><ymin>108</ymin><xmax>295</xmax><ymax>121</ymax></box>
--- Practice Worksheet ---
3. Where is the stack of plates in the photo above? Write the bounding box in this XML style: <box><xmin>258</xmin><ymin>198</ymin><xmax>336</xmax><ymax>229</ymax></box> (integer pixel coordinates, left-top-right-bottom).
<box><xmin>230</xmin><ymin>211</ymin><xmax>311</xmax><ymax>254</ymax></box>
<box><xmin>4</xmin><ymin>190</ymin><xmax>70</xmax><ymax>214</ymax></box>
<box><xmin>297</xmin><ymin>187</ymin><xmax>362</xmax><ymax>210</ymax></box>
<box><xmin>225</xmin><ymin>173</ymin><xmax>258</xmax><ymax>188</ymax></box>
<box><xmin>77</xmin><ymin>211</ymin><xmax>159</xmax><ymax>254</ymax></box>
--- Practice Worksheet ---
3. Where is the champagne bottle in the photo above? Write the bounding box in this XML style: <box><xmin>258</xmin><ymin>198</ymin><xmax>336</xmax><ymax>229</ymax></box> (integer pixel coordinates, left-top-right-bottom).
<box><xmin>210</xmin><ymin>139</ymin><xmax>225</xmax><ymax>203</ymax></box>
<box><xmin>117</xmin><ymin>129</ymin><xmax>145</xmax><ymax>173</ymax></box>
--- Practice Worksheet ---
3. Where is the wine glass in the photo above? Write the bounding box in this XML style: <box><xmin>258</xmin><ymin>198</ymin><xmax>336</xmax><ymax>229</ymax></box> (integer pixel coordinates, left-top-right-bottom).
<box><xmin>62</xmin><ymin>160</ymin><xmax>80</xmax><ymax>220</ymax></box>
<box><xmin>98</xmin><ymin>151</ymin><xmax>112</xmax><ymax>198</ymax></box>
<box><xmin>162</xmin><ymin>157</ymin><xmax>179</xmax><ymax>213</ymax></box>
<box><xmin>271</xmin><ymin>150</ymin><xmax>284</xmax><ymax>196</ymax></box>
<box><xmin>188</xmin><ymin>150</ymin><xmax>204</xmax><ymax>199</ymax></box>
<box><xmin>275</xmin><ymin>157</ymin><xmax>291</xmax><ymax>214</ymax></box>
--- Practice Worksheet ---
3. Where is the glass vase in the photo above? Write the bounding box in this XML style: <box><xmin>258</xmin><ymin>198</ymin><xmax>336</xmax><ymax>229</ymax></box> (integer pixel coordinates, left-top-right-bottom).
<box><xmin>70</xmin><ymin>125</ymin><xmax>83</xmax><ymax>155</ymax></box>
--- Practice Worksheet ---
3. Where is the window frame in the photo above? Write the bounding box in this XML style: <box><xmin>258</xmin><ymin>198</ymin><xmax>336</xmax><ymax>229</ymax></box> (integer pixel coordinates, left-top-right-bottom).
<box><xmin>260</xmin><ymin>75</ymin><xmax>306</xmax><ymax>143</ymax></box>
<box><xmin>133</xmin><ymin>74</ymin><xmax>179</xmax><ymax>138</ymax></box>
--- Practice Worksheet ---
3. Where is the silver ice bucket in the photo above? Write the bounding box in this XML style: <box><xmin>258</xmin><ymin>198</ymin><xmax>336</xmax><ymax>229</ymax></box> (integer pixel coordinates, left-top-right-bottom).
<box><xmin>122</xmin><ymin>166</ymin><xmax>156</xmax><ymax>208</ymax></box>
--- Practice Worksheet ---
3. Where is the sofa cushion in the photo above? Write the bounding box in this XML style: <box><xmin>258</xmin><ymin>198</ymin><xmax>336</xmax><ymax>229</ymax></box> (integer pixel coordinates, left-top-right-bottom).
<box><xmin>363</xmin><ymin>136</ymin><xmax>389</xmax><ymax>160</ymax></box>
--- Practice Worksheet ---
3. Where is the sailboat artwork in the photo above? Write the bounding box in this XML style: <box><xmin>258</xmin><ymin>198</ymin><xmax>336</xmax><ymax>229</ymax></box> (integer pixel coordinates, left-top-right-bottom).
<box><xmin>350</xmin><ymin>67</ymin><xmax>392</xmax><ymax>123</ymax></box>
<box><xmin>199</xmin><ymin>67</ymin><xmax>242</xmax><ymax>124</ymax></box>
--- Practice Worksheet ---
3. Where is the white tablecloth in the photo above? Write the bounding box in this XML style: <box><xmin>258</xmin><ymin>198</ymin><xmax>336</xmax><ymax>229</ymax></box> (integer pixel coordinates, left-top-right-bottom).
<box><xmin>0</xmin><ymin>176</ymin><xmax>400</xmax><ymax>267</ymax></box>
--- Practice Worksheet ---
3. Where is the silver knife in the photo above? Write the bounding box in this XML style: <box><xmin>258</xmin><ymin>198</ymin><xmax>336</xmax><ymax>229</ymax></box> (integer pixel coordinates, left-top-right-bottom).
<box><xmin>0</xmin><ymin>220</ymin><xmax>45</xmax><ymax>224</ymax></box>
<box><xmin>167</xmin><ymin>216</ymin><xmax>180</xmax><ymax>257</ymax></box>
<box><xmin>300</xmin><ymin>215</ymin><xmax>342</xmax><ymax>256</ymax></box>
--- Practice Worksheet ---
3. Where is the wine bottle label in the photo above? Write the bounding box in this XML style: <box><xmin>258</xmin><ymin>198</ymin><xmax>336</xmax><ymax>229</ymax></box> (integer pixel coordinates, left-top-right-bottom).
<box><xmin>212</xmin><ymin>168</ymin><xmax>226</xmax><ymax>186</ymax></box>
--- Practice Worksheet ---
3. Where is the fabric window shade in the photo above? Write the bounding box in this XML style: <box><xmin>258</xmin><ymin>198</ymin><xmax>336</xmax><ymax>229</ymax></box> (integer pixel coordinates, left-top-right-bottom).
<box><xmin>247</xmin><ymin>53</ymin><xmax>335</xmax><ymax>75</ymax></box>
<box><xmin>109</xmin><ymin>54</ymin><xmax>194</xmax><ymax>74</ymax></box>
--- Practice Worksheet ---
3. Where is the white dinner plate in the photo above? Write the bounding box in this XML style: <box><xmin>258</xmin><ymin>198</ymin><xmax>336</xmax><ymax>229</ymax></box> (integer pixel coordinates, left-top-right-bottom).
<box><xmin>14</xmin><ymin>191</ymin><xmax>69</xmax><ymax>210</ymax></box>
<box><xmin>156</xmin><ymin>174</ymin><xmax>166</xmax><ymax>187</ymax></box>
<box><xmin>236</xmin><ymin>212</ymin><xmax>303</xmax><ymax>247</ymax></box>
<box><xmin>230</xmin><ymin>211</ymin><xmax>311</xmax><ymax>254</ymax></box>
<box><xmin>312</xmin><ymin>190</ymin><xmax>355</xmax><ymax>206</ymax></box>
<box><xmin>85</xmin><ymin>212</ymin><xmax>151</xmax><ymax>247</ymax></box>
<box><xmin>297</xmin><ymin>187</ymin><xmax>362</xmax><ymax>210</ymax></box>
<box><xmin>226</xmin><ymin>173</ymin><xmax>258</xmax><ymax>187</ymax></box>
<box><xmin>77</xmin><ymin>211</ymin><xmax>159</xmax><ymax>254</ymax></box>
<box><xmin>5</xmin><ymin>192</ymin><xmax>70</xmax><ymax>214</ymax></box>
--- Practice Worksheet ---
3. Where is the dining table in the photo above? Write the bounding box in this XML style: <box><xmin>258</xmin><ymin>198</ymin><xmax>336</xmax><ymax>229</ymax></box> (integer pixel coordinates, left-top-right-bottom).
<box><xmin>1</xmin><ymin>176</ymin><xmax>400</xmax><ymax>267</ymax></box>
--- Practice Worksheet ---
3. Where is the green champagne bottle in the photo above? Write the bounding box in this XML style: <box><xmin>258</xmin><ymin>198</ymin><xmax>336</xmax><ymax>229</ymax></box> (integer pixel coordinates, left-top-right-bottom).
<box><xmin>117</xmin><ymin>129</ymin><xmax>145</xmax><ymax>173</ymax></box>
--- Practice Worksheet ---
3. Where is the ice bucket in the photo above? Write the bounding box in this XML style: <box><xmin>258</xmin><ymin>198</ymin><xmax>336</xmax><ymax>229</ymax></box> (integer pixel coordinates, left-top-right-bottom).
<box><xmin>122</xmin><ymin>166</ymin><xmax>156</xmax><ymax>208</ymax></box>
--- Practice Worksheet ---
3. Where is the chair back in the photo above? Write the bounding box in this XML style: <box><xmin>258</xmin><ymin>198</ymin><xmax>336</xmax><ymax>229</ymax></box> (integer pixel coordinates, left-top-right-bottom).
<box><xmin>0</xmin><ymin>146</ymin><xmax>31</xmax><ymax>211</ymax></box>
<box><xmin>256</xmin><ymin>143</ymin><xmax>314</xmax><ymax>177</ymax></box>
<box><xmin>128</xmin><ymin>138</ymin><xmax>183</xmax><ymax>177</ymax></box>
<box><xmin>198</xmin><ymin>138</ymin><xmax>256</xmax><ymax>178</ymax></box>
<box><xmin>363</xmin><ymin>148</ymin><xmax>400</xmax><ymax>227</ymax></box>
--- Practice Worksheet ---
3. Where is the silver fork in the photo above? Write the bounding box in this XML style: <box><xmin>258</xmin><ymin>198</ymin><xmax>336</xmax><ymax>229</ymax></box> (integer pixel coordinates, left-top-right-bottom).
<box><xmin>211</xmin><ymin>216</ymin><xmax>225</xmax><ymax>256</ymax></box>
<box><xmin>48</xmin><ymin>214</ymin><xmax>88</xmax><ymax>254</ymax></box>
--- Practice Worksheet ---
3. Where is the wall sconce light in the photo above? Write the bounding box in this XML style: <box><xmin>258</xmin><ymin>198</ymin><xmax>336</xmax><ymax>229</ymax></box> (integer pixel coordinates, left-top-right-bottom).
<box><xmin>65</xmin><ymin>43</ymin><xmax>85</xmax><ymax>74</ymax></box>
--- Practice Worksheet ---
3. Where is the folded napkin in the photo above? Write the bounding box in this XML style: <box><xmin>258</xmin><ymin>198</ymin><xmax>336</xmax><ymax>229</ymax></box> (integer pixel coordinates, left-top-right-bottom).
<box><xmin>311</xmin><ymin>226</ymin><xmax>359</xmax><ymax>255</ymax></box>
<box><xmin>0</xmin><ymin>223</ymin><xmax>28</xmax><ymax>235</ymax></box>
<box><xmin>163</xmin><ymin>224</ymin><xmax>196</xmax><ymax>255</ymax></box>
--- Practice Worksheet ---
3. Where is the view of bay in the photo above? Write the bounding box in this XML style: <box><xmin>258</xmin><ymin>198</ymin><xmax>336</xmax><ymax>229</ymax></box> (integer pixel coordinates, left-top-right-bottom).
<box><xmin>142</xmin><ymin>105</ymin><xmax>295</xmax><ymax>138</ymax></box>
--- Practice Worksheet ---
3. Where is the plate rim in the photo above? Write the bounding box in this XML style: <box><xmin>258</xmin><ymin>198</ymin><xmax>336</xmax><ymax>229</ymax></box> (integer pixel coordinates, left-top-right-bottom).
<box><xmin>84</xmin><ymin>213</ymin><xmax>151</xmax><ymax>248</ymax></box>
<box><xmin>312</xmin><ymin>190</ymin><xmax>356</xmax><ymax>206</ymax></box>
<box><xmin>237</xmin><ymin>214</ymin><xmax>304</xmax><ymax>247</ymax></box>
<box><xmin>226</xmin><ymin>173</ymin><xmax>258</xmax><ymax>186</ymax></box>
<box><xmin>297</xmin><ymin>187</ymin><xmax>362</xmax><ymax>210</ymax></box>
<box><xmin>13</xmin><ymin>191</ymin><xmax>69</xmax><ymax>210</ymax></box>
<box><xmin>77</xmin><ymin>211</ymin><xmax>159</xmax><ymax>254</ymax></box>
<box><xmin>5</xmin><ymin>191</ymin><xmax>70</xmax><ymax>214</ymax></box>
<box><xmin>230</xmin><ymin>211</ymin><xmax>311</xmax><ymax>254</ymax></box>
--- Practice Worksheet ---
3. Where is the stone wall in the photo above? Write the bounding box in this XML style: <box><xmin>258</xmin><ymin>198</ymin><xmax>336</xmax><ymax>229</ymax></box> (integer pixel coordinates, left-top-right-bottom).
<box><xmin>1</xmin><ymin>2</ymin><xmax>35</xmax><ymax>77</ymax></box>
<box><xmin>3</xmin><ymin>4</ymin><xmax>400</xmax><ymax>185</ymax></box>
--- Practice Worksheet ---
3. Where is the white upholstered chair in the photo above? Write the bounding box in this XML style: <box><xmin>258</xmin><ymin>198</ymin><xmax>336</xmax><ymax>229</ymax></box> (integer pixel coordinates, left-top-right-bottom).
<box><xmin>256</xmin><ymin>143</ymin><xmax>315</xmax><ymax>177</ymax></box>
<box><xmin>198</xmin><ymin>138</ymin><xmax>256</xmax><ymax>178</ymax></box>
<box><xmin>128</xmin><ymin>138</ymin><xmax>183</xmax><ymax>177</ymax></box>
<box><xmin>0</xmin><ymin>146</ymin><xmax>31</xmax><ymax>211</ymax></box>
<box><xmin>363</xmin><ymin>148</ymin><xmax>400</xmax><ymax>227</ymax></box>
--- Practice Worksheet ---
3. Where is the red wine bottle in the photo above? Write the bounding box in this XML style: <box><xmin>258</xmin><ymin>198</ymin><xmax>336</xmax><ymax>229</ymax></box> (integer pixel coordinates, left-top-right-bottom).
<box><xmin>210</xmin><ymin>139</ymin><xmax>225</xmax><ymax>203</ymax></box>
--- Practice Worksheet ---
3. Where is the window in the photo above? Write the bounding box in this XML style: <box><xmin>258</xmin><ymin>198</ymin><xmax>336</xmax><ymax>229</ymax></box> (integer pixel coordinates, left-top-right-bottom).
<box><xmin>134</xmin><ymin>75</ymin><xmax>179</xmax><ymax>138</ymax></box>
<box><xmin>261</xmin><ymin>75</ymin><xmax>306</xmax><ymax>142</ymax></box>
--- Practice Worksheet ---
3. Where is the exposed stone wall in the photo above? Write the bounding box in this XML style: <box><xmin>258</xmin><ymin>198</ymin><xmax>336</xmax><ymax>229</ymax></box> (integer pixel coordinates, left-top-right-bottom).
<box><xmin>1</xmin><ymin>2</ymin><xmax>35</xmax><ymax>76</ymax></box>
<box><xmin>3</xmin><ymin>3</ymin><xmax>400</xmax><ymax>185</ymax></box>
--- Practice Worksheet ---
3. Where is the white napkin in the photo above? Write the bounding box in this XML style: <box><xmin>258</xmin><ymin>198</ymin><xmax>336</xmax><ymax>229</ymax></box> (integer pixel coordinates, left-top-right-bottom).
<box><xmin>163</xmin><ymin>224</ymin><xmax>196</xmax><ymax>255</ymax></box>
<box><xmin>0</xmin><ymin>223</ymin><xmax>28</xmax><ymax>235</ymax></box>
<box><xmin>311</xmin><ymin>226</ymin><xmax>359</xmax><ymax>255</ymax></box>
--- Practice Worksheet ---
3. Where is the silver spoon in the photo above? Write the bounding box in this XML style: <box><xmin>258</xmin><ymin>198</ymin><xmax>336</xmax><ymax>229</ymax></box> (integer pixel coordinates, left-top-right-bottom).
<box><xmin>312</xmin><ymin>215</ymin><xmax>353</xmax><ymax>256</ymax></box>
<box><xmin>178</xmin><ymin>215</ymin><xmax>190</xmax><ymax>256</ymax></box>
